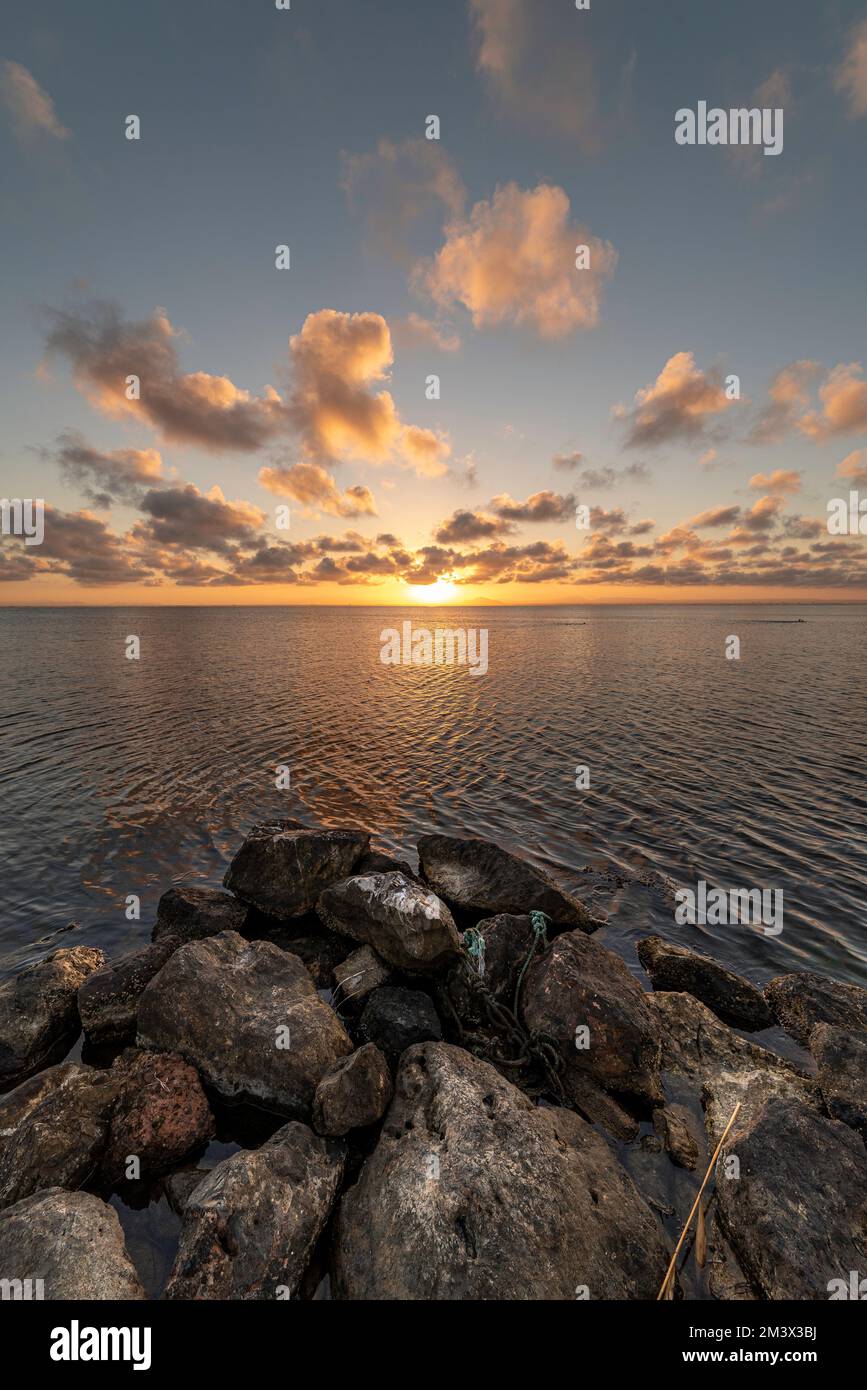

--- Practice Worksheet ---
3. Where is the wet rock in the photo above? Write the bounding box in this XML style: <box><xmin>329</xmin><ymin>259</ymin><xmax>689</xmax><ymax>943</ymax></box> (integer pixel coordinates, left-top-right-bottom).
<box><xmin>224</xmin><ymin>823</ymin><xmax>369</xmax><ymax>919</ymax></box>
<box><xmin>137</xmin><ymin>931</ymin><xmax>352</xmax><ymax>1116</ymax></box>
<box><xmin>264</xmin><ymin>931</ymin><xmax>351</xmax><ymax>990</ymax></box>
<box><xmin>101</xmin><ymin>1049</ymin><xmax>215</xmax><ymax>1187</ymax></box>
<box><xmin>355</xmin><ymin>848</ymin><xmax>417</xmax><ymax>879</ymax></box>
<box><xmin>332</xmin><ymin>1042</ymin><xmax>668</xmax><ymax>1300</ymax></box>
<box><xmin>312</xmin><ymin>1043</ymin><xmax>393</xmax><ymax>1136</ymax></box>
<box><xmin>711</xmin><ymin>1093</ymin><xmax>867</xmax><ymax>1300</ymax></box>
<box><xmin>563</xmin><ymin>1071</ymin><xmax>641</xmax><ymax>1143</ymax></box>
<box><xmin>78</xmin><ymin>938</ymin><xmax>179</xmax><ymax>1046</ymax></box>
<box><xmin>0</xmin><ymin>1062</ymin><xmax>119</xmax><ymax>1209</ymax></box>
<box><xmin>152</xmin><ymin>885</ymin><xmax>248</xmax><ymax>945</ymax></box>
<box><xmin>653</xmin><ymin>1103</ymin><xmax>701</xmax><ymax>1170</ymax></box>
<box><xmin>317</xmin><ymin>872</ymin><xmax>461</xmax><ymax>973</ymax></box>
<box><xmin>809</xmin><ymin>1023</ymin><xmax>867</xmax><ymax>1140</ymax></box>
<box><xmin>417</xmin><ymin>833</ymin><xmax>597</xmax><ymax>931</ymax></box>
<box><xmin>446</xmin><ymin>913</ymin><xmax>534</xmax><ymax>1024</ymax></box>
<box><xmin>164</xmin><ymin>1122</ymin><xmax>345</xmax><ymax>1300</ymax></box>
<box><xmin>0</xmin><ymin>946</ymin><xmax>106</xmax><ymax>1090</ymax></box>
<box><xmin>637</xmin><ymin>935</ymin><xmax>773</xmax><ymax>1031</ymax></box>
<box><xmin>0</xmin><ymin>1189</ymin><xmax>146</xmax><ymax>1300</ymax></box>
<box><xmin>360</xmin><ymin>986</ymin><xmax>442</xmax><ymax>1066</ymax></box>
<box><xmin>521</xmin><ymin>930</ymin><xmax>663</xmax><ymax>1107</ymax></box>
<box><xmin>764</xmin><ymin>971</ymin><xmax>867</xmax><ymax>1047</ymax></box>
<box><xmin>332</xmin><ymin>945</ymin><xmax>392</xmax><ymax>1006</ymax></box>
<box><xmin>163</xmin><ymin>1168</ymin><xmax>210</xmax><ymax>1218</ymax></box>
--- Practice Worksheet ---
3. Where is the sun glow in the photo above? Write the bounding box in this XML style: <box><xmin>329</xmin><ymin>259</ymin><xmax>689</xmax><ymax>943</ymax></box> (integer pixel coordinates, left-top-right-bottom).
<box><xmin>408</xmin><ymin>577</ymin><xmax>459</xmax><ymax>604</ymax></box>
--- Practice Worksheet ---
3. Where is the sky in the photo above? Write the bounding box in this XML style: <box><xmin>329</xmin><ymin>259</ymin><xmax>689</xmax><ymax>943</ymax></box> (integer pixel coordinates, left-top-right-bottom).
<box><xmin>1</xmin><ymin>0</ymin><xmax>867</xmax><ymax>605</ymax></box>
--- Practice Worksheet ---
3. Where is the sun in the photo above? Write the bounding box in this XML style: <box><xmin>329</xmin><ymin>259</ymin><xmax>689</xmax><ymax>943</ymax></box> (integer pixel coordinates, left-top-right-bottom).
<box><xmin>408</xmin><ymin>577</ymin><xmax>459</xmax><ymax>604</ymax></box>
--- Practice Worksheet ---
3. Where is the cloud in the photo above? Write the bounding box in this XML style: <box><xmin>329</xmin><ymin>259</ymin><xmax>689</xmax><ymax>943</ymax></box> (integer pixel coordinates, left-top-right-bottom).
<box><xmin>748</xmin><ymin>361</ymin><xmax>822</xmax><ymax>443</ymax></box>
<box><xmin>552</xmin><ymin>451</ymin><xmax>583</xmax><ymax>472</ymax></box>
<box><xmin>690</xmin><ymin>505</ymin><xmax>742</xmax><ymax>528</ymax></box>
<box><xmin>490</xmin><ymin>490</ymin><xmax>576</xmax><ymax>523</ymax></box>
<box><xmin>739</xmin><ymin>495</ymin><xmax>784</xmax><ymax>532</ymax></box>
<box><xmin>434</xmin><ymin>509</ymin><xmax>511</xmax><ymax>543</ymax></box>
<box><xmin>258</xmin><ymin>462</ymin><xmax>377</xmax><ymax>518</ymax></box>
<box><xmin>748</xmin><ymin>469</ymin><xmax>801</xmax><ymax>496</ymax></box>
<box><xmin>616</xmin><ymin>352</ymin><xmax>738</xmax><ymax>448</ymax></box>
<box><xmin>51</xmin><ymin>430</ymin><xmax>164</xmax><ymax>506</ymax></box>
<box><xmin>836</xmin><ymin>18</ymin><xmax>867</xmax><ymax>118</ymax></box>
<box><xmin>22</xmin><ymin>507</ymin><xmax>153</xmax><ymax>585</ymax></box>
<box><xmin>391</xmin><ymin>313</ymin><xmax>461</xmax><ymax>353</ymax></box>
<box><xmin>341</xmin><ymin>138</ymin><xmax>465</xmax><ymax>263</ymax></box>
<box><xmin>418</xmin><ymin>183</ymin><xmax>617</xmax><ymax>338</ymax></box>
<box><xmin>286</xmin><ymin>309</ymin><xmax>450</xmax><ymax>476</ymax></box>
<box><xmin>0</xmin><ymin>61</ymin><xmax>69</xmax><ymax>141</ymax></box>
<box><xmin>44</xmin><ymin>301</ymin><xmax>284</xmax><ymax>452</ymax></box>
<box><xmin>798</xmin><ymin>363</ymin><xmax>867</xmax><ymax>441</ymax></box>
<box><xmin>136</xmin><ymin>484</ymin><xmax>265</xmax><ymax>554</ymax></box>
<box><xmin>836</xmin><ymin>449</ymin><xmax>867</xmax><ymax>484</ymax></box>
<box><xmin>574</xmin><ymin>462</ymin><xmax>651</xmax><ymax>490</ymax></box>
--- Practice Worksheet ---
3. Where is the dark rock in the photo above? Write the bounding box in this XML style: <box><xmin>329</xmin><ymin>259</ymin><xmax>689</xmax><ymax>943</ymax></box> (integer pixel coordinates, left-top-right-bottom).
<box><xmin>0</xmin><ymin>1062</ymin><xmax>119</xmax><ymax>1209</ymax></box>
<box><xmin>152</xmin><ymin>885</ymin><xmax>248</xmax><ymax>944</ymax></box>
<box><xmin>417</xmin><ymin>833</ymin><xmax>597</xmax><ymax>931</ymax></box>
<box><xmin>0</xmin><ymin>946</ymin><xmax>106</xmax><ymax>1090</ymax></box>
<box><xmin>521</xmin><ymin>930</ymin><xmax>662</xmax><ymax>1107</ymax></box>
<box><xmin>360</xmin><ymin>986</ymin><xmax>442</xmax><ymax>1066</ymax></box>
<box><xmin>809</xmin><ymin>1023</ymin><xmax>867</xmax><ymax>1139</ymax></box>
<box><xmin>78</xmin><ymin>938</ymin><xmax>179</xmax><ymax>1046</ymax></box>
<box><xmin>332</xmin><ymin>945</ymin><xmax>391</xmax><ymax>1006</ymax></box>
<box><xmin>101</xmin><ymin>1049</ymin><xmax>215</xmax><ymax>1187</ymax></box>
<box><xmin>224</xmin><ymin>823</ymin><xmax>369</xmax><ymax>919</ymax></box>
<box><xmin>137</xmin><ymin>931</ymin><xmax>352</xmax><ymax>1115</ymax></box>
<box><xmin>0</xmin><ymin>1189</ymin><xmax>146</xmax><ymax>1300</ymax></box>
<box><xmin>563</xmin><ymin>1071</ymin><xmax>641</xmax><ymax>1143</ymax></box>
<box><xmin>332</xmin><ymin>1042</ymin><xmax>668</xmax><ymax>1300</ymax></box>
<box><xmin>653</xmin><ymin>1103</ymin><xmax>701</xmax><ymax>1170</ymax></box>
<box><xmin>264</xmin><ymin>931</ymin><xmax>351</xmax><ymax>989</ymax></box>
<box><xmin>637</xmin><ymin>935</ymin><xmax>773</xmax><ymax>1031</ymax></box>
<box><xmin>163</xmin><ymin>1168</ymin><xmax>210</xmax><ymax>1218</ymax></box>
<box><xmin>355</xmin><ymin>848</ymin><xmax>417</xmax><ymax>879</ymax></box>
<box><xmin>764</xmin><ymin>971</ymin><xmax>867</xmax><ymax>1047</ymax></box>
<box><xmin>447</xmin><ymin>913</ymin><xmax>534</xmax><ymax>1024</ymax></box>
<box><xmin>711</xmin><ymin>1093</ymin><xmax>867</xmax><ymax>1300</ymax></box>
<box><xmin>312</xmin><ymin>1043</ymin><xmax>393</xmax><ymax>1136</ymax></box>
<box><xmin>164</xmin><ymin>1122</ymin><xmax>345</xmax><ymax>1300</ymax></box>
<box><xmin>317</xmin><ymin>872</ymin><xmax>461</xmax><ymax>973</ymax></box>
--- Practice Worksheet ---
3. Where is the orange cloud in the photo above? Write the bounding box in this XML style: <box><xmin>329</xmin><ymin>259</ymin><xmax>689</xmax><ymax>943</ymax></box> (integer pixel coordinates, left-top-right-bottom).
<box><xmin>799</xmin><ymin>363</ymin><xmax>867</xmax><ymax>440</ymax></box>
<box><xmin>258</xmin><ymin>462</ymin><xmax>377</xmax><ymax>518</ymax></box>
<box><xmin>0</xmin><ymin>60</ymin><xmax>69</xmax><ymax>141</ymax></box>
<box><xmin>836</xmin><ymin>449</ymin><xmax>867</xmax><ymax>484</ymax></box>
<box><xmin>748</xmin><ymin>469</ymin><xmax>801</xmax><ymax>495</ymax></box>
<box><xmin>617</xmin><ymin>352</ymin><xmax>737</xmax><ymax>448</ymax></box>
<box><xmin>836</xmin><ymin>17</ymin><xmax>867</xmax><ymax>118</ymax></box>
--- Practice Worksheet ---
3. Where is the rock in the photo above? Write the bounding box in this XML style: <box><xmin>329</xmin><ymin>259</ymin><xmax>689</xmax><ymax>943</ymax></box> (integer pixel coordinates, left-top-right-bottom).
<box><xmin>317</xmin><ymin>872</ymin><xmax>461</xmax><ymax>973</ymax></box>
<box><xmin>0</xmin><ymin>1189</ymin><xmax>146</xmax><ymax>1300</ymax></box>
<box><xmin>224</xmin><ymin>823</ymin><xmax>369</xmax><ymax>919</ymax></box>
<box><xmin>764</xmin><ymin>971</ymin><xmax>867</xmax><ymax>1047</ymax></box>
<box><xmin>447</xmin><ymin>913</ymin><xmax>534</xmax><ymax>1024</ymax></box>
<box><xmin>653</xmin><ymin>1103</ymin><xmax>701</xmax><ymax>1170</ymax></box>
<box><xmin>101</xmin><ymin>1049</ymin><xmax>215</xmax><ymax>1187</ymax></box>
<box><xmin>521</xmin><ymin>930</ymin><xmax>662</xmax><ymax>1107</ymax></box>
<box><xmin>332</xmin><ymin>945</ymin><xmax>391</xmax><ymax>1006</ymax></box>
<box><xmin>332</xmin><ymin>1042</ymin><xmax>668</xmax><ymax>1300</ymax></box>
<box><xmin>137</xmin><ymin>931</ymin><xmax>352</xmax><ymax>1116</ymax></box>
<box><xmin>809</xmin><ymin>1023</ymin><xmax>867</xmax><ymax>1139</ymax></box>
<box><xmin>163</xmin><ymin>1168</ymin><xmax>210</xmax><ymax>1218</ymax></box>
<box><xmin>263</xmin><ymin>931</ymin><xmax>351</xmax><ymax>990</ymax></box>
<box><xmin>355</xmin><ymin>848</ymin><xmax>417</xmax><ymax>879</ymax></box>
<box><xmin>360</xmin><ymin>987</ymin><xmax>442</xmax><ymax>1066</ymax></box>
<box><xmin>0</xmin><ymin>946</ymin><xmax>106</xmax><ymax>1089</ymax></box>
<box><xmin>78</xmin><ymin>938</ymin><xmax>179</xmax><ymax>1046</ymax></box>
<box><xmin>164</xmin><ymin>1122</ymin><xmax>345</xmax><ymax>1300</ymax></box>
<box><xmin>711</xmin><ymin>1093</ymin><xmax>867</xmax><ymax>1300</ymax></box>
<box><xmin>312</xmin><ymin>1043</ymin><xmax>393</xmax><ymax>1136</ymax></box>
<box><xmin>152</xmin><ymin>885</ymin><xmax>248</xmax><ymax>944</ymax></box>
<box><xmin>417</xmin><ymin>833</ymin><xmax>597</xmax><ymax>931</ymax></box>
<box><xmin>0</xmin><ymin>1062</ymin><xmax>119</xmax><ymax>1209</ymax></box>
<box><xmin>637</xmin><ymin>935</ymin><xmax>773</xmax><ymax>1031</ymax></box>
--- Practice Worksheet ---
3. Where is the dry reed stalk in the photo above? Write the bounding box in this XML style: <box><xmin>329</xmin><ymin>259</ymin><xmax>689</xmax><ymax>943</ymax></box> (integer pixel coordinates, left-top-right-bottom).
<box><xmin>656</xmin><ymin>1100</ymin><xmax>742</xmax><ymax>1301</ymax></box>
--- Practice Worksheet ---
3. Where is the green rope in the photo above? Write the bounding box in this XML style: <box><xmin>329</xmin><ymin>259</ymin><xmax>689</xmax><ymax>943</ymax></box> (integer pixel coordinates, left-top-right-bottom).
<box><xmin>513</xmin><ymin>910</ymin><xmax>551</xmax><ymax>1016</ymax></box>
<box><xmin>462</xmin><ymin>927</ymin><xmax>486</xmax><ymax>978</ymax></box>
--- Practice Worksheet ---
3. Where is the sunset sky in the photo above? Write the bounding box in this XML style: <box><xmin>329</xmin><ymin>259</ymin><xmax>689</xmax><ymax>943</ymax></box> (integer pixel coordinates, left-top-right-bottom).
<box><xmin>2</xmin><ymin>0</ymin><xmax>867</xmax><ymax>605</ymax></box>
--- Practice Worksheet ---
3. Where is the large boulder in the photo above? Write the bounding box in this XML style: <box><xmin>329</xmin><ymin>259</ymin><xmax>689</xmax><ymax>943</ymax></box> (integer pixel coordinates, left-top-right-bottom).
<box><xmin>332</xmin><ymin>1042</ymin><xmax>668</xmax><ymax>1300</ymax></box>
<box><xmin>764</xmin><ymin>971</ymin><xmax>867</xmax><ymax>1046</ymax></box>
<box><xmin>152</xmin><ymin>885</ymin><xmax>248</xmax><ymax>944</ymax></box>
<box><xmin>0</xmin><ymin>946</ymin><xmax>105</xmax><ymax>1089</ymax></box>
<box><xmin>417</xmin><ymin>833</ymin><xmax>597</xmax><ymax>931</ymax></box>
<box><xmin>809</xmin><ymin>1023</ymin><xmax>867</xmax><ymax>1140</ymax></box>
<box><xmin>164</xmin><ymin>1122</ymin><xmax>345</xmax><ymax>1300</ymax></box>
<box><xmin>317</xmin><ymin>872</ymin><xmax>461</xmax><ymax>973</ymax></box>
<box><xmin>224</xmin><ymin>822</ymin><xmax>369</xmax><ymax>919</ymax></box>
<box><xmin>521</xmin><ymin>930</ymin><xmax>663</xmax><ymax>1107</ymax></box>
<box><xmin>0</xmin><ymin>1062</ymin><xmax>119</xmax><ymax>1209</ymax></box>
<box><xmin>0</xmin><ymin>1190</ymin><xmax>146</xmax><ymax>1300</ymax></box>
<box><xmin>78</xmin><ymin>938</ymin><xmax>179</xmax><ymax>1046</ymax></box>
<box><xmin>312</xmin><ymin>1043</ymin><xmax>393</xmax><ymax>1136</ymax></box>
<box><xmin>637</xmin><ymin>935</ymin><xmax>773</xmax><ymax>1031</ymax></box>
<box><xmin>359</xmin><ymin>987</ymin><xmax>442</xmax><ymax>1067</ymax></box>
<box><xmin>711</xmin><ymin>1093</ymin><xmax>867</xmax><ymax>1300</ymax></box>
<box><xmin>137</xmin><ymin>931</ymin><xmax>352</xmax><ymax>1115</ymax></box>
<box><xmin>101</xmin><ymin>1049</ymin><xmax>215</xmax><ymax>1187</ymax></box>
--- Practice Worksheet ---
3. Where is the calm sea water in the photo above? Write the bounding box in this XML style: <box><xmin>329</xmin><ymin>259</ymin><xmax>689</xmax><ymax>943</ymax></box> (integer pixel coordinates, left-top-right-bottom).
<box><xmin>1</xmin><ymin>603</ymin><xmax>865</xmax><ymax>989</ymax></box>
